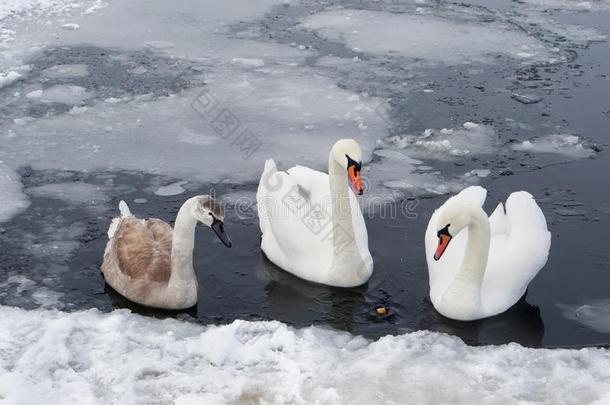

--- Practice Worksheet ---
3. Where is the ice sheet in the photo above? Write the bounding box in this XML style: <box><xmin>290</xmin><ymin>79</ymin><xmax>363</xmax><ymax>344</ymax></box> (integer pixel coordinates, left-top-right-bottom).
<box><xmin>1</xmin><ymin>305</ymin><xmax>610</xmax><ymax>405</ymax></box>
<box><xmin>0</xmin><ymin>163</ymin><xmax>29</xmax><ymax>222</ymax></box>
<box><xmin>41</xmin><ymin>63</ymin><xmax>89</xmax><ymax>78</ymax></box>
<box><xmin>521</xmin><ymin>0</ymin><xmax>610</xmax><ymax>11</ymax></box>
<box><xmin>301</xmin><ymin>9</ymin><xmax>556</xmax><ymax>64</ymax></box>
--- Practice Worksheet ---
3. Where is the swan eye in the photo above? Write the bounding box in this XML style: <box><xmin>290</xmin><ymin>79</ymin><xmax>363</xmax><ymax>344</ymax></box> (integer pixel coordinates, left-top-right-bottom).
<box><xmin>345</xmin><ymin>154</ymin><xmax>362</xmax><ymax>171</ymax></box>
<box><xmin>437</xmin><ymin>224</ymin><xmax>451</xmax><ymax>238</ymax></box>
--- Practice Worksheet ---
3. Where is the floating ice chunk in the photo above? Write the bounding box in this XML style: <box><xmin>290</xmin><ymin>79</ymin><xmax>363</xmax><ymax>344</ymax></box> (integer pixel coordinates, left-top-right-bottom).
<box><xmin>60</xmin><ymin>23</ymin><xmax>79</xmax><ymax>30</ymax></box>
<box><xmin>0</xmin><ymin>275</ymin><xmax>36</xmax><ymax>293</ymax></box>
<box><xmin>38</xmin><ymin>85</ymin><xmax>90</xmax><ymax>105</ymax></box>
<box><xmin>511</xmin><ymin>134</ymin><xmax>596</xmax><ymax>158</ymax></box>
<box><xmin>32</xmin><ymin>287</ymin><xmax>64</xmax><ymax>309</ymax></box>
<box><xmin>144</xmin><ymin>40</ymin><xmax>175</xmax><ymax>50</ymax></box>
<box><xmin>363</xmin><ymin>148</ymin><xmax>462</xmax><ymax>205</ymax></box>
<box><xmin>0</xmin><ymin>71</ymin><xmax>22</xmax><ymax>89</ymax></box>
<box><xmin>41</xmin><ymin>64</ymin><xmax>89</xmax><ymax>78</ymax></box>
<box><xmin>465</xmin><ymin>169</ymin><xmax>491</xmax><ymax>178</ymax></box>
<box><xmin>0</xmin><ymin>162</ymin><xmax>29</xmax><ymax>223</ymax></box>
<box><xmin>26</xmin><ymin>89</ymin><xmax>43</xmax><ymax>98</ymax></box>
<box><xmin>231</xmin><ymin>57</ymin><xmax>265</xmax><ymax>67</ymax></box>
<box><xmin>2</xmin><ymin>306</ymin><xmax>610</xmax><ymax>404</ymax></box>
<box><xmin>562</xmin><ymin>300</ymin><xmax>610</xmax><ymax>333</ymax></box>
<box><xmin>154</xmin><ymin>181</ymin><xmax>188</xmax><ymax>196</ymax></box>
<box><xmin>381</xmin><ymin>123</ymin><xmax>499</xmax><ymax>160</ymax></box>
<box><xmin>301</xmin><ymin>9</ymin><xmax>552</xmax><ymax>64</ymax></box>
<box><xmin>520</xmin><ymin>0</ymin><xmax>610</xmax><ymax>10</ymax></box>
<box><xmin>511</xmin><ymin>93</ymin><xmax>543</xmax><ymax>104</ymax></box>
<box><xmin>516</xmin><ymin>12</ymin><xmax>607</xmax><ymax>43</ymax></box>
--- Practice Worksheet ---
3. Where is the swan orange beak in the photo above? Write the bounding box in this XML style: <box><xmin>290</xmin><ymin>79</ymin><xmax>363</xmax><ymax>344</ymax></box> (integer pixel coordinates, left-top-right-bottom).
<box><xmin>348</xmin><ymin>165</ymin><xmax>364</xmax><ymax>195</ymax></box>
<box><xmin>434</xmin><ymin>233</ymin><xmax>452</xmax><ymax>261</ymax></box>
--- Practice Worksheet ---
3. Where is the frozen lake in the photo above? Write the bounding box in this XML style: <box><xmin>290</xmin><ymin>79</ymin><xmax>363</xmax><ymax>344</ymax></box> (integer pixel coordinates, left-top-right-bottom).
<box><xmin>2</xmin><ymin>0</ymin><xmax>610</xmax><ymax>403</ymax></box>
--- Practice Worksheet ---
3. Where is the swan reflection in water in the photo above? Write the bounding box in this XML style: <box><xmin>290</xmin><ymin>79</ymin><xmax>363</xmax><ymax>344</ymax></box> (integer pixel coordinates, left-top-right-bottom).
<box><xmin>259</xmin><ymin>256</ymin><xmax>367</xmax><ymax>333</ymax></box>
<box><xmin>104</xmin><ymin>283</ymin><xmax>199</xmax><ymax>320</ymax></box>
<box><xmin>260</xmin><ymin>253</ymin><xmax>544</xmax><ymax>346</ymax></box>
<box><xmin>419</xmin><ymin>293</ymin><xmax>545</xmax><ymax>348</ymax></box>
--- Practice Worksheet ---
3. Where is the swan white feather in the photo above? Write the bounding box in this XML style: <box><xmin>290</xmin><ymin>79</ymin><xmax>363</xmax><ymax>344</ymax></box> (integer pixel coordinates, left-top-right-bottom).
<box><xmin>425</xmin><ymin>186</ymin><xmax>551</xmax><ymax>320</ymax></box>
<box><xmin>256</xmin><ymin>140</ymin><xmax>373</xmax><ymax>287</ymax></box>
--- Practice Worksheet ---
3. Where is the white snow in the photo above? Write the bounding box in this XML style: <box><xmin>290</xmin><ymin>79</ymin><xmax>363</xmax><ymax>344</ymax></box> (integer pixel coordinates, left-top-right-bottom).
<box><xmin>1</xmin><ymin>305</ymin><xmax>610</xmax><ymax>405</ymax></box>
<box><xmin>301</xmin><ymin>9</ymin><xmax>556</xmax><ymax>64</ymax></box>
<box><xmin>511</xmin><ymin>134</ymin><xmax>596</xmax><ymax>159</ymax></box>
<box><xmin>0</xmin><ymin>0</ymin><xmax>95</xmax><ymax>21</ymax></box>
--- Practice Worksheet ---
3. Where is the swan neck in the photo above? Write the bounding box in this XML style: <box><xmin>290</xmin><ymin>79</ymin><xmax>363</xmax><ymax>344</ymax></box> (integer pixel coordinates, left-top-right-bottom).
<box><xmin>327</xmin><ymin>152</ymin><xmax>364</xmax><ymax>281</ymax></box>
<box><xmin>328</xmin><ymin>154</ymin><xmax>354</xmax><ymax>240</ymax></box>
<box><xmin>169</xmin><ymin>198</ymin><xmax>198</xmax><ymax>286</ymax></box>
<box><xmin>456</xmin><ymin>208</ymin><xmax>490</xmax><ymax>289</ymax></box>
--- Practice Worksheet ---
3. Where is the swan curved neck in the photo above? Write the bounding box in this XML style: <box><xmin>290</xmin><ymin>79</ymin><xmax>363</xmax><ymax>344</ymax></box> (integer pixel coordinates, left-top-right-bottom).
<box><xmin>169</xmin><ymin>198</ymin><xmax>198</xmax><ymax>287</ymax></box>
<box><xmin>440</xmin><ymin>205</ymin><xmax>490</xmax><ymax>316</ymax></box>
<box><xmin>327</xmin><ymin>153</ymin><xmax>363</xmax><ymax>280</ymax></box>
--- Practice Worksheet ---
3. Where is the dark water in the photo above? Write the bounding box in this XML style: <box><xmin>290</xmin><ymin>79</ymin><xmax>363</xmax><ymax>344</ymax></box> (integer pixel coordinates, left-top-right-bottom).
<box><xmin>1</xmin><ymin>0</ymin><xmax>610</xmax><ymax>348</ymax></box>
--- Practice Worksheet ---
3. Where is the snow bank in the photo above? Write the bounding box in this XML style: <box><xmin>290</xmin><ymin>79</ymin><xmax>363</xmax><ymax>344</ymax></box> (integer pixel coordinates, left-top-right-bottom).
<box><xmin>0</xmin><ymin>305</ymin><xmax>609</xmax><ymax>405</ymax></box>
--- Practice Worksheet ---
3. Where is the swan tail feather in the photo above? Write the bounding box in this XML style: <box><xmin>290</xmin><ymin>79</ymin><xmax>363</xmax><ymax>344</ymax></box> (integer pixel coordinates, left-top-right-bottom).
<box><xmin>108</xmin><ymin>200</ymin><xmax>132</xmax><ymax>240</ymax></box>
<box><xmin>489</xmin><ymin>202</ymin><xmax>510</xmax><ymax>236</ymax></box>
<box><xmin>263</xmin><ymin>159</ymin><xmax>277</xmax><ymax>176</ymax></box>
<box><xmin>505</xmin><ymin>191</ymin><xmax>548</xmax><ymax>232</ymax></box>
<box><xmin>119</xmin><ymin>200</ymin><xmax>132</xmax><ymax>217</ymax></box>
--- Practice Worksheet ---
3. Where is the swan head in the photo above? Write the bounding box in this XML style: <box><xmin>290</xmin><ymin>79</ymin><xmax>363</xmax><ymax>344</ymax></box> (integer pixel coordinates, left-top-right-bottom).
<box><xmin>192</xmin><ymin>195</ymin><xmax>232</xmax><ymax>248</ymax></box>
<box><xmin>331</xmin><ymin>139</ymin><xmax>364</xmax><ymax>195</ymax></box>
<box><xmin>433</xmin><ymin>201</ymin><xmax>473</xmax><ymax>261</ymax></box>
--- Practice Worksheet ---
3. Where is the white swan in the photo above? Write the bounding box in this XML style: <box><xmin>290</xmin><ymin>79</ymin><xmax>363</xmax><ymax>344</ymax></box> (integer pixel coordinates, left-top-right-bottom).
<box><xmin>425</xmin><ymin>186</ymin><xmax>551</xmax><ymax>321</ymax></box>
<box><xmin>256</xmin><ymin>139</ymin><xmax>373</xmax><ymax>287</ymax></box>
<box><xmin>101</xmin><ymin>196</ymin><xmax>232</xmax><ymax>310</ymax></box>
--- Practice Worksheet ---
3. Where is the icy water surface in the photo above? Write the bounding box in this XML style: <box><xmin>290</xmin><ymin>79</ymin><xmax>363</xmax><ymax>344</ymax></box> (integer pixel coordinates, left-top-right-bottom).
<box><xmin>1</xmin><ymin>0</ymin><xmax>610</xmax><ymax>351</ymax></box>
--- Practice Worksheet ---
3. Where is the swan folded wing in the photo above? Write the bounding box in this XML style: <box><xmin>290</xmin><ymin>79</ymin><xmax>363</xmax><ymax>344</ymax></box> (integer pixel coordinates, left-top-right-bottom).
<box><xmin>114</xmin><ymin>217</ymin><xmax>173</xmax><ymax>283</ymax></box>
<box><xmin>489</xmin><ymin>202</ymin><xmax>511</xmax><ymax>237</ymax></box>
<box><xmin>286</xmin><ymin>165</ymin><xmax>328</xmax><ymax>196</ymax></box>
<box><xmin>483</xmin><ymin>192</ymin><xmax>551</xmax><ymax>314</ymax></box>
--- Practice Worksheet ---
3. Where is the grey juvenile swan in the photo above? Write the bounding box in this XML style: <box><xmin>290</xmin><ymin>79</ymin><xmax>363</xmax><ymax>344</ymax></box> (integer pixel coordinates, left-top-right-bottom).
<box><xmin>101</xmin><ymin>196</ymin><xmax>232</xmax><ymax>310</ymax></box>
